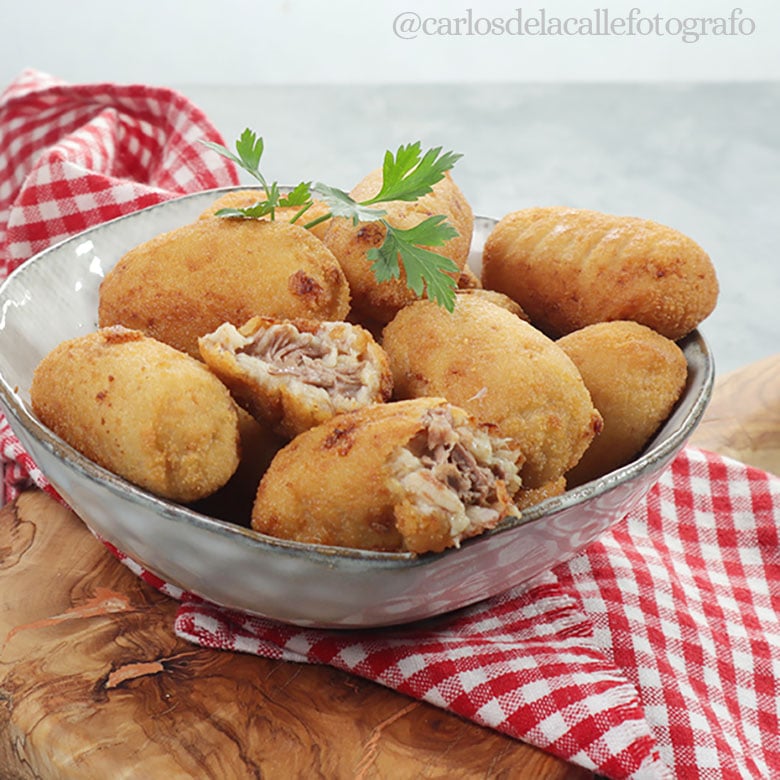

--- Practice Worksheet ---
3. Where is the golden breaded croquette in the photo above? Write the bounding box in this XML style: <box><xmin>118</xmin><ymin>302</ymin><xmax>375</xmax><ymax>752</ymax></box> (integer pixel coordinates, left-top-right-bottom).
<box><xmin>98</xmin><ymin>218</ymin><xmax>350</xmax><ymax>359</ymax></box>
<box><xmin>482</xmin><ymin>206</ymin><xmax>719</xmax><ymax>340</ymax></box>
<box><xmin>199</xmin><ymin>316</ymin><xmax>393</xmax><ymax>439</ymax></box>
<box><xmin>558</xmin><ymin>320</ymin><xmax>688</xmax><ymax>486</ymax></box>
<box><xmin>456</xmin><ymin>288</ymin><xmax>530</xmax><ymax>321</ymax></box>
<box><xmin>252</xmin><ymin>397</ymin><xmax>523</xmax><ymax>554</ymax></box>
<box><xmin>197</xmin><ymin>189</ymin><xmax>332</xmax><ymax>240</ymax></box>
<box><xmin>382</xmin><ymin>295</ymin><xmax>602</xmax><ymax>488</ymax></box>
<box><xmin>513</xmin><ymin>476</ymin><xmax>567</xmax><ymax>511</ymax></box>
<box><xmin>31</xmin><ymin>327</ymin><xmax>240</xmax><ymax>502</ymax></box>
<box><xmin>456</xmin><ymin>266</ymin><xmax>482</xmax><ymax>289</ymax></box>
<box><xmin>323</xmin><ymin>170</ymin><xmax>473</xmax><ymax>325</ymax></box>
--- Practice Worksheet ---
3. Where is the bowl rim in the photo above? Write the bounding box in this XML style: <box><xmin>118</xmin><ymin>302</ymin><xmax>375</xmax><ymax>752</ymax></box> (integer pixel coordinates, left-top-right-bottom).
<box><xmin>0</xmin><ymin>187</ymin><xmax>715</xmax><ymax>569</ymax></box>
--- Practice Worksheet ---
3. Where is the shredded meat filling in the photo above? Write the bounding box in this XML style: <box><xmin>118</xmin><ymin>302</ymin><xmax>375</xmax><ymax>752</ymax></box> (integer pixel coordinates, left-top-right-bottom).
<box><xmin>411</xmin><ymin>408</ymin><xmax>506</xmax><ymax>508</ymax></box>
<box><xmin>240</xmin><ymin>325</ymin><xmax>365</xmax><ymax>398</ymax></box>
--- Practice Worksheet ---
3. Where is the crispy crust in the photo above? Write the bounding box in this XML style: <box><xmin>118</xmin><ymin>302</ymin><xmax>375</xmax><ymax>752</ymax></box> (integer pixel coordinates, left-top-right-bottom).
<box><xmin>31</xmin><ymin>327</ymin><xmax>240</xmax><ymax>502</ymax></box>
<box><xmin>98</xmin><ymin>218</ymin><xmax>350</xmax><ymax>358</ymax></box>
<box><xmin>456</xmin><ymin>288</ymin><xmax>530</xmax><ymax>321</ymax></box>
<box><xmin>513</xmin><ymin>476</ymin><xmax>567</xmax><ymax>511</ymax></box>
<box><xmin>559</xmin><ymin>320</ymin><xmax>688</xmax><ymax>485</ymax></box>
<box><xmin>456</xmin><ymin>266</ymin><xmax>482</xmax><ymax>289</ymax></box>
<box><xmin>482</xmin><ymin>206</ymin><xmax>719</xmax><ymax>339</ymax></box>
<box><xmin>251</xmin><ymin>398</ymin><xmax>522</xmax><ymax>554</ymax></box>
<box><xmin>189</xmin><ymin>407</ymin><xmax>287</xmax><ymax>526</ymax></box>
<box><xmin>382</xmin><ymin>294</ymin><xmax>602</xmax><ymax>488</ymax></box>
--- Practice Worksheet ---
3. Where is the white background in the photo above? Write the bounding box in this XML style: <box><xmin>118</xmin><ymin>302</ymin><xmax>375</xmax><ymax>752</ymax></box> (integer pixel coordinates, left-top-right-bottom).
<box><xmin>1</xmin><ymin>0</ymin><xmax>778</xmax><ymax>86</ymax></box>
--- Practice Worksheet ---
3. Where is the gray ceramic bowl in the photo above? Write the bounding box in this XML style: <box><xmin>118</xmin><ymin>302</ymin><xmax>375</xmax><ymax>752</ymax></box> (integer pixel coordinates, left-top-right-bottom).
<box><xmin>0</xmin><ymin>188</ymin><xmax>714</xmax><ymax>627</ymax></box>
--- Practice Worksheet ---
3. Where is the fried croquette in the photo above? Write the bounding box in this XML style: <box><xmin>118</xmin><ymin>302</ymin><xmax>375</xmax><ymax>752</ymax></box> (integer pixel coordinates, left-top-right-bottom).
<box><xmin>30</xmin><ymin>327</ymin><xmax>240</xmax><ymax>502</ymax></box>
<box><xmin>323</xmin><ymin>170</ymin><xmax>473</xmax><ymax>325</ymax></box>
<box><xmin>198</xmin><ymin>189</ymin><xmax>332</xmax><ymax>240</ymax></box>
<box><xmin>98</xmin><ymin>218</ymin><xmax>350</xmax><ymax>358</ymax></box>
<box><xmin>251</xmin><ymin>398</ymin><xmax>523</xmax><ymax>554</ymax></box>
<box><xmin>456</xmin><ymin>266</ymin><xmax>482</xmax><ymax>289</ymax></box>
<box><xmin>456</xmin><ymin>288</ymin><xmax>530</xmax><ymax>321</ymax></box>
<box><xmin>199</xmin><ymin>316</ymin><xmax>393</xmax><ymax>438</ymax></box>
<box><xmin>382</xmin><ymin>295</ymin><xmax>602</xmax><ymax>488</ymax></box>
<box><xmin>558</xmin><ymin>321</ymin><xmax>688</xmax><ymax>485</ymax></box>
<box><xmin>482</xmin><ymin>206</ymin><xmax>719</xmax><ymax>340</ymax></box>
<box><xmin>513</xmin><ymin>476</ymin><xmax>566</xmax><ymax>511</ymax></box>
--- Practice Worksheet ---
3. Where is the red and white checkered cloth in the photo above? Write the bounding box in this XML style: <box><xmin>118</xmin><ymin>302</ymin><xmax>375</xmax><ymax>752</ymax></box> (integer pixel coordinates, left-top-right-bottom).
<box><xmin>0</xmin><ymin>68</ymin><xmax>238</xmax><ymax>279</ymax></box>
<box><xmin>2</xmin><ymin>69</ymin><xmax>780</xmax><ymax>780</ymax></box>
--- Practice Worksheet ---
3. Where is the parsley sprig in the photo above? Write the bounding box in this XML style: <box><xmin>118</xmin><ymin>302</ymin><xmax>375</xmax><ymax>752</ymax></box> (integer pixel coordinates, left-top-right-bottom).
<box><xmin>201</xmin><ymin>131</ymin><xmax>315</xmax><ymax>222</ymax></box>
<box><xmin>202</xmin><ymin>129</ymin><xmax>463</xmax><ymax>311</ymax></box>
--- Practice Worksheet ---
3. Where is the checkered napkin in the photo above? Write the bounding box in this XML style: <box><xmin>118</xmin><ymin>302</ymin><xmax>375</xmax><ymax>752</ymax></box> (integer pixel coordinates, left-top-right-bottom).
<box><xmin>91</xmin><ymin>451</ymin><xmax>780</xmax><ymax>778</ymax></box>
<box><xmin>0</xmin><ymin>68</ymin><xmax>238</xmax><ymax>280</ymax></box>
<box><xmin>2</xmin><ymin>70</ymin><xmax>780</xmax><ymax>780</ymax></box>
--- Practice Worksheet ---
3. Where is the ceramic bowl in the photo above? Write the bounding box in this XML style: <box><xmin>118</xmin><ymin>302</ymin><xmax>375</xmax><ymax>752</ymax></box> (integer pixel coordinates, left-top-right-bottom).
<box><xmin>0</xmin><ymin>188</ymin><xmax>714</xmax><ymax>627</ymax></box>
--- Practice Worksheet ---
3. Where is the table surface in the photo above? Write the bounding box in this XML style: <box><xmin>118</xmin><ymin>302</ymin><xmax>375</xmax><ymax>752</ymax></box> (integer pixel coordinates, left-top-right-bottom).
<box><xmin>0</xmin><ymin>353</ymin><xmax>778</xmax><ymax>779</ymax></box>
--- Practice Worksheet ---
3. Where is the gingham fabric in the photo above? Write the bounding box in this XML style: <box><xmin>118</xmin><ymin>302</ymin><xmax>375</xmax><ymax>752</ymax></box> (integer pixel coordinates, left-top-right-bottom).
<box><xmin>0</xmin><ymin>68</ymin><xmax>238</xmax><ymax>280</ymax></box>
<box><xmin>1</xmin><ymin>70</ymin><xmax>779</xmax><ymax>780</ymax></box>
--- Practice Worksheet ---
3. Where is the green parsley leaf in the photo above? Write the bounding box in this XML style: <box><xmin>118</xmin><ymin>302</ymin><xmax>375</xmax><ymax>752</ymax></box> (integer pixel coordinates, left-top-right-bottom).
<box><xmin>363</xmin><ymin>143</ymin><xmax>463</xmax><ymax>205</ymax></box>
<box><xmin>203</xmin><ymin>128</ymin><xmax>464</xmax><ymax>312</ymax></box>
<box><xmin>200</xmin><ymin>139</ymin><xmax>243</xmax><ymax>169</ymax></box>
<box><xmin>312</xmin><ymin>182</ymin><xmax>386</xmax><ymax>225</ymax></box>
<box><xmin>395</xmin><ymin>213</ymin><xmax>460</xmax><ymax>247</ymax></box>
<box><xmin>265</xmin><ymin>181</ymin><xmax>280</xmax><ymax>208</ymax></box>
<box><xmin>202</xmin><ymin>129</ymin><xmax>268</xmax><ymax>190</ymax></box>
<box><xmin>367</xmin><ymin>216</ymin><xmax>460</xmax><ymax>311</ymax></box>
<box><xmin>278</xmin><ymin>181</ymin><xmax>313</xmax><ymax>208</ymax></box>
<box><xmin>234</xmin><ymin>128</ymin><xmax>264</xmax><ymax>172</ymax></box>
<box><xmin>214</xmin><ymin>201</ymin><xmax>276</xmax><ymax>219</ymax></box>
<box><xmin>213</xmin><ymin>184</ymin><xmax>317</xmax><ymax>221</ymax></box>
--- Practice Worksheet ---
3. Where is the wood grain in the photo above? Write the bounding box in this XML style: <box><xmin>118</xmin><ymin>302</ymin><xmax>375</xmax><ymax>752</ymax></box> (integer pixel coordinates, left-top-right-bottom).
<box><xmin>1</xmin><ymin>353</ymin><xmax>777</xmax><ymax>779</ymax></box>
<box><xmin>0</xmin><ymin>492</ymin><xmax>589</xmax><ymax>779</ymax></box>
<box><xmin>689</xmin><ymin>353</ymin><xmax>780</xmax><ymax>475</ymax></box>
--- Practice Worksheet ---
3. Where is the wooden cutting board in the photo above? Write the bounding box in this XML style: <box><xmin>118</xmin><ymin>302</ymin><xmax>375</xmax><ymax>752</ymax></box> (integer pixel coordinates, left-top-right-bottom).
<box><xmin>0</xmin><ymin>354</ymin><xmax>777</xmax><ymax>779</ymax></box>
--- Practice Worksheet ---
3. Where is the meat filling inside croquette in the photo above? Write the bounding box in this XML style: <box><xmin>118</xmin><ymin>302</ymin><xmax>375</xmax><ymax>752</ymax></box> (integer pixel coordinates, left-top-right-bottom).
<box><xmin>243</xmin><ymin>323</ymin><xmax>366</xmax><ymax>398</ymax></box>
<box><xmin>206</xmin><ymin>320</ymin><xmax>386</xmax><ymax>407</ymax></box>
<box><xmin>390</xmin><ymin>407</ymin><xmax>522</xmax><ymax>545</ymax></box>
